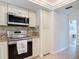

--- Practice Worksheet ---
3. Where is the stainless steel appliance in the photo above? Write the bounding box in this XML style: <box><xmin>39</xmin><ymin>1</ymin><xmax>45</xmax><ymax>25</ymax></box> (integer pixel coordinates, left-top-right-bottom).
<box><xmin>7</xmin><ymin>14</ymin><xmax>29</xmax><ymax>26</ymax></box>
<box><xmin>7</xmin><ymin>30</ymin><xmax>32</xmax><ymax>59</ymax></box>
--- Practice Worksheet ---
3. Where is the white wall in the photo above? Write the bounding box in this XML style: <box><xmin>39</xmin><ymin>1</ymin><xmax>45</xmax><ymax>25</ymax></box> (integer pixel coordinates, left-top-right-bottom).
<box><xmin>51</xmin><ymin>11</ymin><xmax>69</xmax><ymax>53</ymax></box>
<box><xmin>77</xmin><ymin>18</ymin><xmax>79</xmax><ymax>45</ymax></box>
<box><xmin>39</xmin><ymin>10</ymin><xmax>69</xmax><ymax>56</ymax></box>
<box><xmin>76</xmin><ymin>13</ymin><xmax>79</xmax><ymax>46</ymax></box>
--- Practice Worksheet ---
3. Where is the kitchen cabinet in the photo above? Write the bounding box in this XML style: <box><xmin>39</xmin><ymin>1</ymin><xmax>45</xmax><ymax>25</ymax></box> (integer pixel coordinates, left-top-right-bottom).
<box><xmin>0</xmin><ymin>2</ymin><xmax>7</xmax><ymax>25</ymax></box>
<box><xmin>32</xmin><ymin>38</ymin><xmax>39</xmax><ymax>57</ymax></box>
<box><xmin>8</xmin><ymin>5</ymin><xmax>38</xmax><ymax>27</ymax></box>
<box><xmin>40</xmin><ymin>10</ymin><xmax>51</xmax><ymax>55</ymax></box>
<box><xmin>29</xmin><ymin>10</ymin><xmax>37</xmax><ymax>27</ymax></box>
<box><xmin>0</xmin><ymin>42</ymin><xmax>8</xmax><ymax>59</ymax></box>
<box><xmin>8</xmin><ymin>4</ymin><xmax>28</xmax><ymax>17</ymax></box>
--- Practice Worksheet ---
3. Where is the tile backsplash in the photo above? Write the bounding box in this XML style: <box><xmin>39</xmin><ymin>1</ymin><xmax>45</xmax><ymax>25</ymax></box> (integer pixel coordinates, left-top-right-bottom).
<box><xmin>0</xmin><ymin>26</ymin><xmax>39</xmax><ymax>39</ymax></box>
<box><xmin>27</xmin><ymin>27</ymin><xmax>39</xmax><ymax>37</ymax></box>
<box><xmin>0</xmin><ymin>26</ymin><xmax>28</xmax><ymax>41</ymax></box>
<box><xmin>0</xmin><ymin>26</ymin><xmax>28</xmax><ymax>36</ymax></box>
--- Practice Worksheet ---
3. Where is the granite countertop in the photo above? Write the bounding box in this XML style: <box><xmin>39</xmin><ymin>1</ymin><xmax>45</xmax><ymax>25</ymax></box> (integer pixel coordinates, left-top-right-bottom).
<box><xmin>31</xmin><ymin>36</ymin><xmax>39</xmax><ymax>38</ymax></box>
<box><xmin>0</xmin><ymin>36</ymin><xmax>6</xmax><ymax>42</ymax></box>
<box><xmin>27</xmin><ymin>27</ymin><xmax>39</xmax><ymax>38</ymax></box>
<box><xmin>27</xmin><ymin>32</ymin><xmax>39</xmax><ymax>38</ymax></box>
<box><xmin>0</xmin><ymin>34</ymin><xmax>7</xmax><ymax>42</ymax></box>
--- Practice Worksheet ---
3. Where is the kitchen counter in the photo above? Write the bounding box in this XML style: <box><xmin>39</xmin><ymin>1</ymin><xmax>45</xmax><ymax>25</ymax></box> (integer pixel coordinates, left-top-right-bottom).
<box><xmin>31</xmin><ymin>36</ymin><xmax>39</xmax><ymax>38</ymax></box>
<box><xmin>7</xmin><ymin>36</ymin><xmax>32</xmax><ymax>41</ymax></box>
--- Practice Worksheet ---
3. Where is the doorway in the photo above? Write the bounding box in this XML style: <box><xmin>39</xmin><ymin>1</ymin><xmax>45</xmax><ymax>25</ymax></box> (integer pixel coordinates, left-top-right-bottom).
<box><xmin>69</xmin><ymin>19</ymin><xmax>77</xmax><ymax>47</ymax></box>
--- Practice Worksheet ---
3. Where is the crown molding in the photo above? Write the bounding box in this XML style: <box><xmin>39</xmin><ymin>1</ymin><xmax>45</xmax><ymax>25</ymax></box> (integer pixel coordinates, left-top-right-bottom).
<box><xmin>52</xmin><ymin>0</ymin><xmax>76</xmax><ymax>9</ymax></box>
<box><xmin>29</xmin><ymin>0</ymin><xmax>53</xmax><ymax>9</ymax></box>
<box><xmin>29</xmin><ymin>0</ymin><xmax>76</xmax><ymax>10</ymax></box>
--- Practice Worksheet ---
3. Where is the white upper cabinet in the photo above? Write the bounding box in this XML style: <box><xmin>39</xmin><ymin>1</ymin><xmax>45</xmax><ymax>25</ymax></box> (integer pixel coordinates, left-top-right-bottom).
<box><xmin>29</xmin><ymin>10</ymin><xmax>37</xmax><ymax>27</ymax></box>
<box><xmin>7</xmin><ymin>5</ymin><xmax>28</xmax><ymax>17</ymax></box>
<box><xmin>0</xmin><ymin>2</ymin><xmax>37</xmax><ymax>26</ymax></box>
<box><xmin>0</xmin><ymin>2</ymin><xmax>7</xmax><ymax>25</ymax></box>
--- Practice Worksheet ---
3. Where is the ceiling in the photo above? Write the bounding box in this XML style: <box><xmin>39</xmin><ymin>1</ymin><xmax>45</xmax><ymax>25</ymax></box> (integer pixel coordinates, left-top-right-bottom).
<box><xmin>1</xmin><ymin>0</ymin><xmax>43</xmax><ymax>11</ymax></box>
<box><xmin>38</xmin><ymin>0</ymin><xmax>57</xmax><ymax>4</ymax></box>
<box><xmin>30</xmin><ymin>0</ymin><xmax>76</xmax><ymax>9</ymax></box>
<box><xmin>55</xmin><ymin>0</ymin><xmax>79</xmax><ymax>16</ymax></box>
<box><xmin>1</xmin><ymin>0</ymin><xmax>77</xmax><ymax>11</ymax></box>
<box><xmin>1</xmin><ymin>0</ymin><xmax>53</xmax><ymax>11</ymax></box>
<box><xmin>46</xmin><ymin>0</ymin><xmax>57</xmax><ymax>3</ymax></box>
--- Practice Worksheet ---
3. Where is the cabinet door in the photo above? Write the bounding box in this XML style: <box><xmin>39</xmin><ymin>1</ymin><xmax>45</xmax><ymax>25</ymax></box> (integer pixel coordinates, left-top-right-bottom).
<box><xmin>0</xmin><ymin>2</ymin><xmax>7</xmax><ymax>25</ymax></box>
<box><xmin>8</xmin><ymin>5</ymin><xmax>28</xmax><ymax>17</ymax></box>
<box><xmin>40</xmin><ymin>10</ymin><xmax>51</xmax><ymax>55</ymax></box>
<box><xmin>33</xmin><ymin>38</ymin><xmax>39</xmax><ymax>57</ymax></box>
<box><xmin>0</xmin><ymin>45</ymin><xmax>4</xmax><ymax>59</ymax></box>
<box><xmin>19</xmin><ymin>9</ymin><xmax>28</xmax><ymax>17</ymax></box>
<box><xmin>0</xmin><ymin>42</ymin><xmax>8</xmax><ymax>59</ymax></box>
<box><xmin>8</xmin><ymin>5</ymin><xmax>19</xmax><ymax>15</ymax></box>
<box><xmin>29</xmin><ymin>10</ymin><xmax>36</xmax><ymax>27</ymax></box>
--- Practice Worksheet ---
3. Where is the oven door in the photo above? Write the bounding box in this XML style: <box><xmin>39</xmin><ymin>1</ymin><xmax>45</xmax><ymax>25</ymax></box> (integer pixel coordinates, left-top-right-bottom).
<box><xmin>8</xmin><ymin>41</ymin><xmax>32</xmax><ymax>59</ymax></box>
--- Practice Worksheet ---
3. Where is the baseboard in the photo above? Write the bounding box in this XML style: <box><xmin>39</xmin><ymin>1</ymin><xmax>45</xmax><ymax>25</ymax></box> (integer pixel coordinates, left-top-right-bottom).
<box><xmin>39</xmin><ymin>53</ymin><xmax>50</xmax><ymax>57</ymax></box>
<box><xmin>43</xmin><ymin>53</ymin><xmax>50</xmax><ymax>56</ymax></box>
<box><xmin>51</xmin><ymin>46</ymin><xmax>68</xmax><ymax>54</ymax></box>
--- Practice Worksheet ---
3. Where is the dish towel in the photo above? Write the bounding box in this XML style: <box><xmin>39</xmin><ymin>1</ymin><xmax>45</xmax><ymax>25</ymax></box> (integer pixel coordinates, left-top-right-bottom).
<box><xmin>17</xmin><ymin>40</ymin><xmax>27</xmax><ymax>54</ymax></box>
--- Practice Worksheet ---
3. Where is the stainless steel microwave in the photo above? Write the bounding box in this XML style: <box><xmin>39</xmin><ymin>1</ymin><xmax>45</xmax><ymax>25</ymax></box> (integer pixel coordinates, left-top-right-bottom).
<box><xmin>8</xmin><ymin>14</ymin><xmax>29</xmax><ymax>26</ymax></box>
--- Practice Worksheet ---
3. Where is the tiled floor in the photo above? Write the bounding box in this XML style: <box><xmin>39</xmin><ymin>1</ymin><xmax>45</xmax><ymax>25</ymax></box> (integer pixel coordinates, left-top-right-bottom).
<box><xmin>35</xmin><ymin>46</ymin><xmax>79</xmax><ymax>59</ymax></box>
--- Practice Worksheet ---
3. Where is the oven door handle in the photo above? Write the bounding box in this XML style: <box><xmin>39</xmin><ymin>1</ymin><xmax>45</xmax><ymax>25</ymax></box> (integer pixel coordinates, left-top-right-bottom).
<box><xmin>8</xmin><ymin>39</ymin><xmax>32</xmax><ymax>45</ymax></box>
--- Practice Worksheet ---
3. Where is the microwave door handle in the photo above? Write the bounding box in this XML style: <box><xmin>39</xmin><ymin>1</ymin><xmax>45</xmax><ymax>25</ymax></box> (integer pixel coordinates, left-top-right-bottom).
<box><xmin>27</xmin><ymin>18</ymin><xmax>29</xmax><ymax>24</ymax></box>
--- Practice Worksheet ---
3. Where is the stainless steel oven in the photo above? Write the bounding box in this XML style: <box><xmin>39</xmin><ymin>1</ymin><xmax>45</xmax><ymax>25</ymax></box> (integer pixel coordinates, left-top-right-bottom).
<box><xmin>7</xmin><ymin>30</ymin><xmax>32</xmax><ymax>59</ymax></box>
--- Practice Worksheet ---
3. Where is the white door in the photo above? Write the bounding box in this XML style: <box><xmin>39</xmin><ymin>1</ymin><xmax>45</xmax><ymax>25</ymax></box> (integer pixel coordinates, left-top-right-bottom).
<box><xmin>69</xmin><ymin>19</ymin><xmax>77</xmax><ymax>47</ymax></box>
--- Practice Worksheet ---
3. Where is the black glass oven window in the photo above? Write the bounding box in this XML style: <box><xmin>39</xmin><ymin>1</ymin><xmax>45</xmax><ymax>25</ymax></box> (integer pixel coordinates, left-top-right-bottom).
<box><xmin>8</xmin><ymin>41</ymin><xmax>32</xmax><ymax>59</ymax></box>
<box><xmin>9</xmin><ymin>15</ymin><xmax>26</xmax><ymax>23</ymax></box>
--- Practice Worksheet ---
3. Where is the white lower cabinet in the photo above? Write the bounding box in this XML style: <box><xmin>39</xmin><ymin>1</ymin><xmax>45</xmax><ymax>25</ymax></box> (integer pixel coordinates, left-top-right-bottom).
<box><xmin>32</xmin><ymin>38</ymin><xmax>39</xmax><ymax>57</ymax></box>
<box><xmin>0</xmin><ymin>42</ymin><xmax>8</xmax><ymax>59</ymax></box>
